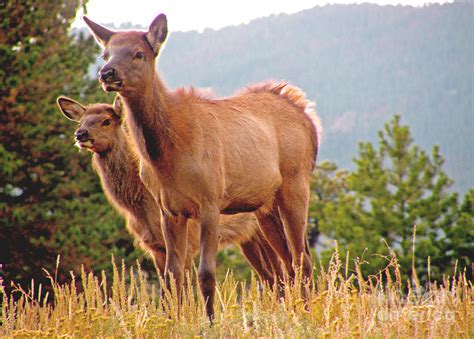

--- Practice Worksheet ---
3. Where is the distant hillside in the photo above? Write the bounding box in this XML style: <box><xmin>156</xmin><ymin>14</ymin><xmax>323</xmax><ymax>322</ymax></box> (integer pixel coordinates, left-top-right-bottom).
<box><xmin>86</xmin><ymin>3</ymin><xmax>473</xmax><ymax>192</ymax></box>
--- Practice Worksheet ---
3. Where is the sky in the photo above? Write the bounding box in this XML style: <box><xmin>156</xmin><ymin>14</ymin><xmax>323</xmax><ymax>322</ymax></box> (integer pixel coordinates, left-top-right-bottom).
<box><xmin>75</xmin><ymin>0</ymin><xmax>453</xmax><ymax>32</ymax></box>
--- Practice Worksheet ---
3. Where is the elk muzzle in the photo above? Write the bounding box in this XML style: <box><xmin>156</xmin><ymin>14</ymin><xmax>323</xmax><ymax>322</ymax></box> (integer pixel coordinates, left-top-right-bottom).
<box><xmin>99</xmin><ymin>67</ymin><xmax>123</xmax><ymax>92</ymax></box>
<box><xmin>75</xmin><ymin>129</ymin><xmax>89</xmax><ymax>142</ymax></box>
<box><xmin>99</xmin><ymin>68</ymin><xmax>116</xmax><ymax>82</ymax></box>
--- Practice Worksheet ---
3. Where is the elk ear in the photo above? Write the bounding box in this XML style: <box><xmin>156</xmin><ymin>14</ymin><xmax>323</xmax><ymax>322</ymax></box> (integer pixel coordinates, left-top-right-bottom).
<box><xmin>83</xmin><ymin>16</ymin><xmax>115</xmax><ymax>47</ymax></box>
<box><xmin>113</xmin><ymin>96</ymin><xmax>123</xmax><ymax>117</ymax></box>
<box><xmin>146</xmin><ymin>14</ymin><xmax>168</xmax><ymax>55</ymax></box>
<box><xmin>57</xmin><ymin>96</ymin><xmax>86</xmax><ymax>122</ymax></box>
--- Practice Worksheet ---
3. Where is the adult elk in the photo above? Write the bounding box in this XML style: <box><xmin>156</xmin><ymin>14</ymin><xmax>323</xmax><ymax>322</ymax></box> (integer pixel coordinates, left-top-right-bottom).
<box><xmin>56</xmin><ymin>96</ymin><xmax>285</xmax><ymax>285</ymax></box>
<box><xmin>84</xmin><ymin>13</ymin><xmax>321</xmax><ymax>320</ymax></box>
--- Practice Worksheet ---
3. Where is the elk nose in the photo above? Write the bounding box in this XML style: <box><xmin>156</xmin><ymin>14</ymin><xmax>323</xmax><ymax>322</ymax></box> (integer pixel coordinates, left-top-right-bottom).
<box><xmin>99</xmin><ymin>68</ymin><xmax>116</xmax><ymax>82</ymax></box>
<box><xmin>75</xmin><ymin>129</ymin><xmax>89</xmax><ymax>141</ymax></box>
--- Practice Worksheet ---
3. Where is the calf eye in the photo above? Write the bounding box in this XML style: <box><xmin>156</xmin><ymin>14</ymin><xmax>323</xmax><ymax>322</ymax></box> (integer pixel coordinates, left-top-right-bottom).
<box><xmin>102</xmin><ymin>119</ymin><xmax>112</xmax><ymax>126</ymax></box>
<box><xmin>134</xmin><ymin>51</ymin><xmax>145</xmax><ymax>60</ymax></box>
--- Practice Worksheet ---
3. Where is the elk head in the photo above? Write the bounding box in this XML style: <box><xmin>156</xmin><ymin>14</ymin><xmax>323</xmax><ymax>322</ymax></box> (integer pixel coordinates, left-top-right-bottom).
<box><xmin>83</xmin><ymin>14</ymin><xmax>168</xmax><ymax>94</ymax></box>
<box><xmin>57</xmin><ymin>96</ymin><xmax>124</xmax><ymax>154</ymax></box>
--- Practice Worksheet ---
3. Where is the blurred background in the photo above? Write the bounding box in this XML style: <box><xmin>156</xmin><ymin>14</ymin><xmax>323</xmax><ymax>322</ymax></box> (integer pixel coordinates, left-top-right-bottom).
<box><xmin>1</xmin><ymin>0</ymin><xmax>472</xmax><ymax>296</ymax></box>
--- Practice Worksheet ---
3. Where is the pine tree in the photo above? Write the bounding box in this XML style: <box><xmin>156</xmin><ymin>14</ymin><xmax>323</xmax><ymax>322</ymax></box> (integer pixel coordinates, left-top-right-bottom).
<box><xmin>308</xmin><ymin>161</ymin><xmax>350</xmax><ymax>247</ymax></box>
<box><xmin>0</xmin><ymin>1</ymin><xmax>142</xmax><ymax>293</ymax></box>
<box><xmin>440</xmin><ymin>189</ymin><xmax>474</xmax><ymax>278</ymax></box>
<box><xmin>312</xmin><ymin>116</ymin><xmax>467</xmax><ymax>282</ymax></box>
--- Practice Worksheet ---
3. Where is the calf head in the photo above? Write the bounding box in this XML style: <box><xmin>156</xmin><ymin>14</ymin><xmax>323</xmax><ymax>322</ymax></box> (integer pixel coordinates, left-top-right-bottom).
<box><xmin>57</xmin><ymin>96</ymin><xmax>123</xmax><ymax>154</ymax></box>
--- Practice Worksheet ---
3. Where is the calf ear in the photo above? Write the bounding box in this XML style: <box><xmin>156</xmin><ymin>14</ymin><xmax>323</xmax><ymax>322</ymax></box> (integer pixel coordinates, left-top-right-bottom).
<box><xmin>113</xmin><ymin>95</ymin><xmax>123</xmax><ymax>117</ymax></box>
<box><xmin>146</xmin><ymin>14</ymin><xmax>168</xmax><ymax>55</ymax></box>
<box><xmin>83</xmin><ymin>16</ymin><xmax>115</xmax><ymax>47</ymax></box>
<box><xmin>57</xmin><ymin>96</ymin><xmax>86</xmax><ymax>122</ymax></box>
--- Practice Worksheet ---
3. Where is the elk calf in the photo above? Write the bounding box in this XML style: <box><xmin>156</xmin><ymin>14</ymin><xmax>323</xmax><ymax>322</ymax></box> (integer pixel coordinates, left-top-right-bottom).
<box><xmin>57</xmin><ymin>96</ymin><xmax>285</xmax><ymax>285</ymax></box>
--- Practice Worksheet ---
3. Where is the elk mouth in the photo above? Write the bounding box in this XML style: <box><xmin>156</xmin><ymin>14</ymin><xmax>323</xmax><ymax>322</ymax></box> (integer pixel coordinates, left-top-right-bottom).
<box><xmin>101</xmin><ymin>79</ymin><xmax>123</xmax><ymax>92</ymax></box>
<box><xmin>75</xmin><ymin>138</ymin><xmax>94</xmax><ymax>149</ymax></box>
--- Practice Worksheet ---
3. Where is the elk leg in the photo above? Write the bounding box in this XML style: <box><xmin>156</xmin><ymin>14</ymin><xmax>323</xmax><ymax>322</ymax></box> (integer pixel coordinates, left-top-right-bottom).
<box><xmin>198</xmin><ymin>204</ymin><xmax>220</xmax><ymax>322</ymax></box>
<box><xmin>161</xmin><ymin>213</ymin><xmax>188</xmax><ymax>298</ymax></box>
<box><xmin>255</xmin><ymin>207</ymin><xmax>294</xmax><ymax>278</ymax></box>
<box><xmin>239</xmin><ymin>236</ymin><xmax>275</xmax><ymax>286</ymax></box>
<box><xmin>259</xmin><ymin>234</ymin><xmax>285</xmax><ymax>285</ymax></box>
<box><xmin>148</xmin><ymin>247</ymin><xmax>166</xmax><ymax>276</ymax></box>
<box><xmin>127</xmin><ymin>217</ymin><xmax>167</xmax><ymax>275</ymax></box>
<box><xmin>276</xmin><ymin>177</ymin><xmax>313</xmax><ymax>281</ymax></box>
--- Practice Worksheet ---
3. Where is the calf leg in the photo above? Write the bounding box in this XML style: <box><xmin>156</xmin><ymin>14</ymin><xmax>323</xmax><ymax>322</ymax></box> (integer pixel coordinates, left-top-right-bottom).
<box><xmin>259</xmin><ymin>235</ymin><xmax>285</xmax><ymax>285</ymax></box>
<box><xmin>149</xmin><ymin>247</ymin><xmax>166</xmax><ymax>276</ymax></box>
<box><xmin>240</xmin><ymin>237</ymin><xmax>275</xmax><ymax>286</ymax></box>
<box><xmin>276</xmin><ymin>177</ymin><xmax>313</xmax><ymax>281</ymax></box>
<box><xmin>255</xmin><ymin>206</ymin><xmax>294</xmax><ymax>278</ymax></box>
<box><xmin>126</xmin><ymin>217</ymin><xmax>167</xmax><ymax>275</ymax></box>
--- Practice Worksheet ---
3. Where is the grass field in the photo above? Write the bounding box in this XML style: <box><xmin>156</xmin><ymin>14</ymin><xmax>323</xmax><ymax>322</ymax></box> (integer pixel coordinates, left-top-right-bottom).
<box><xmin>1</xmin><ymin>250</ymin><xmax>472</xmax><ymax>337</ymax></box>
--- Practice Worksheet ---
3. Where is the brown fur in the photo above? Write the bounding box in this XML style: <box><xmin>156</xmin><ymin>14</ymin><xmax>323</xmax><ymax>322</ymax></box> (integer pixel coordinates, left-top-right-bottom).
<box><xmin>84</xmin><ymin>14</ymin><xmax>320</xmax><ymax>319</ymax></box>
<box><xmin>56</xmin><ymin>97</ymin><xmax>284</xmax><ymax>285</ymax></box>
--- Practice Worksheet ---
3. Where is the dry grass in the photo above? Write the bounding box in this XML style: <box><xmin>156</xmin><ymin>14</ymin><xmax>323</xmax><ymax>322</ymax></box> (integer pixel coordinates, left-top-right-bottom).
<box><xmin>1</xmin><ymin>249</ymin><xmax>472</xmax><ymax>338</ymax></box>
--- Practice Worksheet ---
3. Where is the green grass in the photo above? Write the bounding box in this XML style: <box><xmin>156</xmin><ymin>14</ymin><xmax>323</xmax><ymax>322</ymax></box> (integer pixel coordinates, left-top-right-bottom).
<box><xmin>1</xmin><ymin>250</ymin><xmax>472</xmax><ymax>337</ymax></box>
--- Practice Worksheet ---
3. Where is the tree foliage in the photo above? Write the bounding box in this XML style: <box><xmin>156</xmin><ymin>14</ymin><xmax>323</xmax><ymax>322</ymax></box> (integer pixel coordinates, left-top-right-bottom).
<box><xmin>310</xmin><ymin>116</ymin><xmax>472</xmax><ymax>282</ymax></box>
<box><xmin>308</xmin><ymin>160</ymin><xmax>350</xmax><ymax>248</ymax></box>
<box><xmin>0</xmin><ymin>0</ymin><xmax>144</xmax><ymax>294</ymax></box>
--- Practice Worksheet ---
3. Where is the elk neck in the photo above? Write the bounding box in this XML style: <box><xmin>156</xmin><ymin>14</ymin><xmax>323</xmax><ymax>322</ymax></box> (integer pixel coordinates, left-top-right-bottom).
<box><xmin>119</xmin><ymin>74</ymin><xmax>176</xmax><ymax>166</ymax></box>
<box><xmin>92</xmin><ymin>129</ymin><xmax>146</xmax><ymax>210</ymax></box>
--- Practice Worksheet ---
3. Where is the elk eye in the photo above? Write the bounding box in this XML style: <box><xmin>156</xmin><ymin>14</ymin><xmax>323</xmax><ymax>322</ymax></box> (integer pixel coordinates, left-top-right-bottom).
<box><xmin>134</xmin><ymin>51</ymin><xmax>145</xmax><ymax>60</ymax></box>
<box><xmin>102</xmin><ymin>119</ymin><xmax>112</xmax><ymax>126</ymax></box>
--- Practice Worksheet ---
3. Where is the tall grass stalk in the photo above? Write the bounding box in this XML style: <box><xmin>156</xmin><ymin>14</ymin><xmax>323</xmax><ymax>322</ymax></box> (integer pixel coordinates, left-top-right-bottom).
<box><xmin>1</xmin><ymin>248</ymin><xmax>472</xmax><ymax>337</ymax></box>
